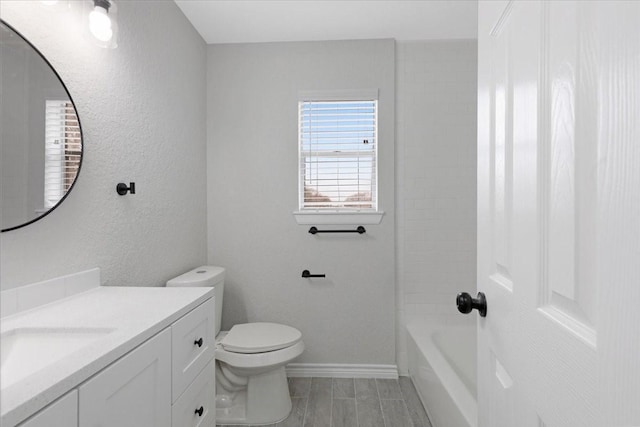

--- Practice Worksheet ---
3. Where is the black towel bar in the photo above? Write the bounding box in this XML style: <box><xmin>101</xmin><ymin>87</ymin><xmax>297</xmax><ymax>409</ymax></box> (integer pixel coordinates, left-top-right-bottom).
<box><xmin>308</xmin><ymin>226</ymin><xmax>366</xmax><ymax>235</ymax></box>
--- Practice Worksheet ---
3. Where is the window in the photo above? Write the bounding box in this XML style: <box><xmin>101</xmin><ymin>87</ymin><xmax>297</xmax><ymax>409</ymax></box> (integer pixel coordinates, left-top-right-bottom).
<box><xmin>298</xmin><ymin>95</ymin><xmax>378</xmax><ymax>213</ymax></box>
<box><xmin>44</xmin><ymin>100</ymin><xmax>81</xmax><ymax>209</ymax></box>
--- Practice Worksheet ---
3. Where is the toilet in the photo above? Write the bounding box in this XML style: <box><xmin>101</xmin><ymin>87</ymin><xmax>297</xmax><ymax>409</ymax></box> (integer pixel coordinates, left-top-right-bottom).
<box><xmin>167</xmin><ymin>266</ymin><xmax>304</xmax><ymax>425</ymax></box>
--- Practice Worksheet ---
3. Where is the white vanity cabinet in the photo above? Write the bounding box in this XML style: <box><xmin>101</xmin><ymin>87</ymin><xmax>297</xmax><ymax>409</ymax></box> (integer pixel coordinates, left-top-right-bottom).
<box><xmin>18</xmin><ymin>391</ymin><xmax>78</xmax><ymax>427</ymax></box>
<box><xmin>11</xmin><ymin>296</ymin><xmax>215</xmax><ymax>427</ymax></box>
<box><xmin>78</xmin><ymin>298</ymin><xmax>215</xmax><ymax>427</ymax></box>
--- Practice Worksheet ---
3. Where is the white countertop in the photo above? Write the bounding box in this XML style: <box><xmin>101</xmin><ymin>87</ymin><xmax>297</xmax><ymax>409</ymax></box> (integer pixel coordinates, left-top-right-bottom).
<box><xmin>0</xmin><ymin>286</ymin><xmax>214</xmax><ymax>427</ymax></box>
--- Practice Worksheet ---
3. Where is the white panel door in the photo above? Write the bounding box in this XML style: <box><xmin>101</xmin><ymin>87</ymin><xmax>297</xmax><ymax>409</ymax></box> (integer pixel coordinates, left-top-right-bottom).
<box><xmin>477</xmin><ymin>1</ymin><xmax>640</xmax><ymax>426</ymax></box>
<box><xmin>79</xmin><ymin>329</ymin><xmax>171</xmax><ymax>427</ymax></box>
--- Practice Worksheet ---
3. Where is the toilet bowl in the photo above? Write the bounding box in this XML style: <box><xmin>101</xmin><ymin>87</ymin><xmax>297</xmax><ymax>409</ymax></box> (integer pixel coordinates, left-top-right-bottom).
<box><xmin>167</xmin><ymin>266</ymin><xmax>304</xmax><ymax>425</ymax></box>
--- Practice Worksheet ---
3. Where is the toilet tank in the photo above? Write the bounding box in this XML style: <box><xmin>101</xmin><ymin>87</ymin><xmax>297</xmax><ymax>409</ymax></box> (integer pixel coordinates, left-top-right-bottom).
<box><xmin>166</xmin><ymin>266</ymin><xmax>225</xmax><ymax>336</ymax></box>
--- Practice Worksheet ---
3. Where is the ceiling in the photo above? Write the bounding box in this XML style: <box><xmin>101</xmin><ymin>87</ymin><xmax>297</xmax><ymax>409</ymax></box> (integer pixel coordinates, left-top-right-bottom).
<box><xmin>174</xmin><ymin>1</ymin><xmax>478</xmax><ymax>44</ymax></box>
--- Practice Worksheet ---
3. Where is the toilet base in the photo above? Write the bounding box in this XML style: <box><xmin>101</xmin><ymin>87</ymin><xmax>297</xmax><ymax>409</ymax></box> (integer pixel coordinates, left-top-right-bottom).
<box><xmin>216</xmin><ymin>366</ymin><xmax>292</xmax><ymax>425</ymax></box>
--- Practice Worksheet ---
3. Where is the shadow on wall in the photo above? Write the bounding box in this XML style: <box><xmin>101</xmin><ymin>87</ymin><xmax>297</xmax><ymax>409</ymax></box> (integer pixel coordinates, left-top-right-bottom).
<box><xmin>221</xmin><ymin>280</ymin><xmax>248</xmax><ymax>330</ymax></box>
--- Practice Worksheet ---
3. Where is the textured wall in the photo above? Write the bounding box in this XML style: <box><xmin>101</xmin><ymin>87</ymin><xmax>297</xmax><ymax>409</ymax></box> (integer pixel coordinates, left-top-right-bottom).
<box><xmin>0</xmin><ymin>1</ymin><xmax>207</xmax><ymax>290</ymax></box>
<box><xmin>207</xmin><ymin>40</ymin><xmax>396</xmax><ymax>365</ymax></box>
<box><xmin>395</xmin><ymin>40</ymin><xmax>478</xmax><ymax>373</ymax></box>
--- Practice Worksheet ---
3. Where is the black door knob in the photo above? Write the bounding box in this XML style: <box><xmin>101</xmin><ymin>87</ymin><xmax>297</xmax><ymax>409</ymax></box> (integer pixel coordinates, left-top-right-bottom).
<box><xmin>456</xmin><ymin>292</ymin><xmax>487</xmax><ymax>317</ymax></box>
<box><xmin>194</xmin><ymin>406</ymin><xmax>204</xmax><ymax>417</ymax></box>
<box><xmin>194</xmin><ymin>338</ymin><xmax>203</xmax><ymax>347</ymax></box>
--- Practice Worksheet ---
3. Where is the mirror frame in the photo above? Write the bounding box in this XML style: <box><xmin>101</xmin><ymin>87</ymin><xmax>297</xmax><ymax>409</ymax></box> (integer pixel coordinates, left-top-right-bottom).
<box><xmin>1</xmin><ymin>19</ymin><xmax>84</xmax><ymax>233</ymax></box>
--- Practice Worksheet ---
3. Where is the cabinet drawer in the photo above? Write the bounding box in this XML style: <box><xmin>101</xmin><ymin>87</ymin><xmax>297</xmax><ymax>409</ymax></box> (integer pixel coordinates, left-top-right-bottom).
<box><xmin>172</xmin><ymin>298</ymin><xmax>215</xmax><ymax>402</ymax></box>
<box><xmin>171</xmin><ymin>360</ymin><xmax>215</xmax><ymax>427</ymax></box>
<box><xmin>19</xmin><ymin>390</ymin><xmax>77</xmax><ymax>427</ymax></box>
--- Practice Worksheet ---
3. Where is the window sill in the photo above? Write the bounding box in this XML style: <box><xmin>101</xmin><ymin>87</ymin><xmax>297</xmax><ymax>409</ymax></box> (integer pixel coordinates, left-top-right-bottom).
<box><xmin>292</xmin><ymin>211</ymin><xmax>385</xmax><ymax>225</ymax></box>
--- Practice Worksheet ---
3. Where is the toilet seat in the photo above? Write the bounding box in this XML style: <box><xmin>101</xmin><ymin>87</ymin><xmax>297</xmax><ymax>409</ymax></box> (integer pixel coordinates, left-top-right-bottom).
<box><xmin>216</xmin><ymin>339</ymin><xmax>305</xmax><ymax>369</ymax></box>
<box><xmin>220</xmin><ymin>322</ymin><xmax>302</xmax><ymax>354</ymax></box>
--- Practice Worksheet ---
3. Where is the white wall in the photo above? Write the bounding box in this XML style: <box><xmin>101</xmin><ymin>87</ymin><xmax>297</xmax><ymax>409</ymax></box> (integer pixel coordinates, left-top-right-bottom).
<box><xmin>395</xmin><ymin>40</ymin><xmax>478</xmax><ymax>373</ymax></box>
<box><xmin>0</xmin><ymin>1</ymin><xmax>208</xmax><ymax>290</ymax></box>
<box><xmin>207</xmin><ymin>40</ymin><xmax>396</xmax><ymax>365</ymax></box>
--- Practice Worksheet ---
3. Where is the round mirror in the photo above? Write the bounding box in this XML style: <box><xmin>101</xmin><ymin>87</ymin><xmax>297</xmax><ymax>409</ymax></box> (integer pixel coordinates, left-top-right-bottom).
<box><xmin>1</xmin><ymin>20</ymin><xmax>83</xmax><ymax>232</ymax></box>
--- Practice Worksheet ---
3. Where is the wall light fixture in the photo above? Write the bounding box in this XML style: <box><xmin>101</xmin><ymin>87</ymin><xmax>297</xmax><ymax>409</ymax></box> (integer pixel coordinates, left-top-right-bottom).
<box><xmin>87</xmin><ymin>0</ymin><xmax>117</xmax><ymax>48</ymax></box>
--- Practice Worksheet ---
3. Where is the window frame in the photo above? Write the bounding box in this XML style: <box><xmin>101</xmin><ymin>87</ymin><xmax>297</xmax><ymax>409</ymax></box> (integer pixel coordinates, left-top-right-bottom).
<box><xmin>294</xmin><ymin>89</ymin><xmax>384</xmax><ymax>225</ymax></box>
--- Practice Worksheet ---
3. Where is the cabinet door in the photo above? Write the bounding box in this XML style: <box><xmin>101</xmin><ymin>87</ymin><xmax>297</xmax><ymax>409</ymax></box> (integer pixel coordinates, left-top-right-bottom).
<box><xmin>19</xmin><ymin>390</ymin><xmax>78</xmax><ymax>427</ymax></box>
<box><xmin>79</xmin><ymin>329</ymin><xmax>171</xmax><ymax>427</ymax></box>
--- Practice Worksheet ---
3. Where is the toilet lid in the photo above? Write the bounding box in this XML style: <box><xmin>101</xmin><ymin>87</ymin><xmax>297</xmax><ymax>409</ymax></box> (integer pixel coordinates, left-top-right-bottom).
<box><xmin>220</xmin><ymin>322</ymin><xmax>302</xmax><ymax>354</ymax></box>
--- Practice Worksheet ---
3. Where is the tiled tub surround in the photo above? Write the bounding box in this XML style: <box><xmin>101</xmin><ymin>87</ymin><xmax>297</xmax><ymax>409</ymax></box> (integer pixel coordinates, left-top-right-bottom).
<box><xmin>0</xmin><ymin>278</ymin><xmax>213</xmax><ymax>427</ymax></box>
<box><xmin>218</xmin><ymin>377</ymin><xmax>432</xmax><ymax>427</ymax></box>
<box><xmin>395</xmin><ymin>40</ymin><xmax>477</xmax><ymax>373</ymax></box>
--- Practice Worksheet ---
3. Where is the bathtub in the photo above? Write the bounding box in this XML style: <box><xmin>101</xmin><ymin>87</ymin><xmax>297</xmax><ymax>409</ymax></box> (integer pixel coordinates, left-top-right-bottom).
<box><xmin>406</xmin><ymin>320</ymin><xmax>477</xmax><ymax>427</ymax></box>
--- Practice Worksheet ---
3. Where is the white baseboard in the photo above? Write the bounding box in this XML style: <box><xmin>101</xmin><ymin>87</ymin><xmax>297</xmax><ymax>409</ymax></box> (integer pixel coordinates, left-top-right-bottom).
<box><xmin>286</xmin><ymin>363</ymin><xmax>398</xmax><ymax>379</ymax></box>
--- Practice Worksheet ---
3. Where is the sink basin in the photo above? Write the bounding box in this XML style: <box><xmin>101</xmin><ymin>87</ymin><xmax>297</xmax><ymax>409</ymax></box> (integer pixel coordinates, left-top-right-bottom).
<box><xmin>0</xmin><ymin>327</ymin><xmax>114</xmax><ymax>390</ymax></box>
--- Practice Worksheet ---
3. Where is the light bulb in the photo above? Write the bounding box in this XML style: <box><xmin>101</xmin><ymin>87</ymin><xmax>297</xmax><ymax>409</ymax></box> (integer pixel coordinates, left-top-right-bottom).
<box><xmin>89</xmin><ymin>5</ymin><xmax>113</xmax><ymax>42</ymax></box>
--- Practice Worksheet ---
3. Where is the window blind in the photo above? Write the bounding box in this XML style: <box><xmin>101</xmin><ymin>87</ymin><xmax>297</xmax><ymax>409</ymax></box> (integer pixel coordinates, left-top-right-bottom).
<box><xmin>299</xmin><ymin>99</ymin><xmax>378</xmax><ymax>211</ymax></box>
<box><xmin>44</xmin><ymin>100</ymin><xmax>81</xmax><ymax>209</ymax></box>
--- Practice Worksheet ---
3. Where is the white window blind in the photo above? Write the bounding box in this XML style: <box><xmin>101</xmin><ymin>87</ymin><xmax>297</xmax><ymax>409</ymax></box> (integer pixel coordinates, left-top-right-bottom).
<box><xmin>299</xmin><ymin>99</ymin><xmax>378</xmax><ymax>211</ymax></box>
<box><xmin>44</xmin><ymin>100</ymin><xmax>81</xmax><ymax>209</ymax></box>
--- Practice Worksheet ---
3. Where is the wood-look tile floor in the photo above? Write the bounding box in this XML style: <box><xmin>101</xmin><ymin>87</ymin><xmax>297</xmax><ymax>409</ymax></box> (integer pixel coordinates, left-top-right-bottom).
<box><xmin>217</xmin><ymin>376</ymin><xmax>432</xmax><ymax>427</ymax></box>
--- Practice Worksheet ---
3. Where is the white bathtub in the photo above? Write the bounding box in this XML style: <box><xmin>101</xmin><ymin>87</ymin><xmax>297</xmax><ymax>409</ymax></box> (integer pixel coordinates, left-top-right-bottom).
<box><xmin>406</xmin><ymin>320</ymin><xmax>477</xmax><ymax>427</ymax></box>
